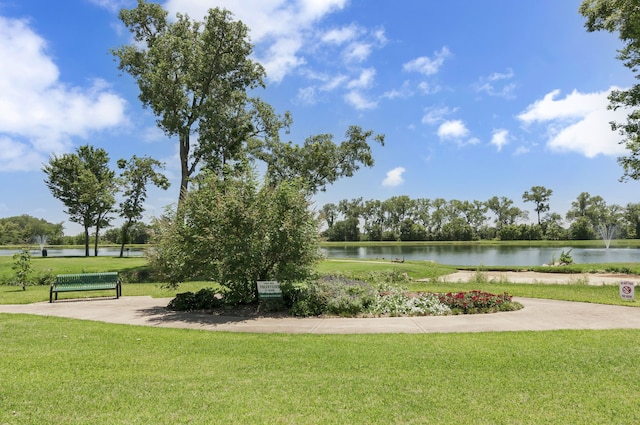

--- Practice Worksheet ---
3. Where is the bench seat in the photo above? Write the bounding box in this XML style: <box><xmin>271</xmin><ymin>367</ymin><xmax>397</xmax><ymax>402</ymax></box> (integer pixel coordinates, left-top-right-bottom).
<box><xmin>50</xmin><ymin>272</ymin><xmax>121</xmax><ymax>303</ymax></box>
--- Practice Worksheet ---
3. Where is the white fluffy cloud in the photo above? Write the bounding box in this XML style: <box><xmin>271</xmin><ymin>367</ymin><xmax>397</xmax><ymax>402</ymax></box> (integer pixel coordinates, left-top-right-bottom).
<box><xmin>0</xmin><ymin>17</ymin><xmax>127</xmax><ymax>172</ymax></box>
<box><xmin>403</xmin><ymin>47</ymin><xmax>451</xmax><ymax>76</ymax></box>
<box><xmin>490</xmin><ymin>129</ymin><xmax>509</xmax><ymax>151</ymax></box>
<box><xmin>517</xmin><ymin>88</ymin><xmax>629</xmax><ymax>158</ymax></box>
<box><xmin>437</xmin><ymin>120</ymin><xmax>469</xmax><ymax>139</ymax></box>
<box><xmin>382</xmin><ymin>167</ymin><xmax>405</xmax><ymax>187</ymax></box>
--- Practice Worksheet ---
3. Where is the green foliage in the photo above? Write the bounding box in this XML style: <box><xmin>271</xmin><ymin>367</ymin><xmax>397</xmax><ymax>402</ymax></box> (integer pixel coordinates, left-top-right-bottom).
<box><xmin>166</xmin><ymin>288</ymin><xmax>223</xmax><ymax>311</ymax></box>
<box><xmin>150</xmin><ymin>171</ymin><xmax>321</xmax><ymax>303</ymax></box>
<box><xmin>117</xmin><ymin>155</ymin><xmax>169</xmax><ymax>257</ymax></box>
<box><xmin>580</xmin><ymin>0</ymin><xmax>640</xmax><ymax>182</ymax></box>
<box><xmin>11</xmin><ymin>249</ymin><xmax>32</xmax><ymax>291</ymax></box>
<box><xmin>371</xmin><ymin>285</ymin><xmax>451</xmax><ymax>316</ymax></box>
<box><xmin>0</xmin><ymin>215</ymin><xmax>63</xmax><ymax>245</ymax></box>
<box><xmin>258</xmin><ymin>126</ymin><xmax>385</xmax><ymax>194</ymax></box>
<box><xmin>113</xmin><ymin>0</ymin><xmax>271</xmax><ymax>201</ymax></box>
<box><xmin>559</xmin><ymin>249</ymin><xmax>574</xmax><ymax>264</ymax></box>
<box><xmin>42</xmin><ymin>145</ymin><xmax>117</xmax><ymax>256</ymax></box>
<box><xmin>281</xmin><ymin>275</ymin><xmax>377</xmax><ymax>317</ymax></box>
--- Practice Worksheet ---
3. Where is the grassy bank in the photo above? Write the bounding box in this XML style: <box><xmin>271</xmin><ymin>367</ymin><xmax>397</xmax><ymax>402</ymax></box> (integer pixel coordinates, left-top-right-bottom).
<box><xmin>1</xmin><ymin>315</ymin><xmax>639</xmax><ymax>424</ymax></box>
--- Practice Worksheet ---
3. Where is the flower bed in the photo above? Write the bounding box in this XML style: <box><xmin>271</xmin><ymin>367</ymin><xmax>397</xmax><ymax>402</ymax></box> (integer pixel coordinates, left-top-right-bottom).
<box><xmin>437</xmin><ymin>290</ymin><xmax>517</xmax><ymax>314</ymax></box>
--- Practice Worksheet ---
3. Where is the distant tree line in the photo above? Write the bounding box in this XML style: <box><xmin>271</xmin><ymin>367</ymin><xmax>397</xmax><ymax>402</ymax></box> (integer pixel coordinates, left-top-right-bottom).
<box><xmin>42</xmin><ymin>145</ymin><xmax>169</xmax><ymax>256</ymax></box>
<box><xmin>320</xmin><ymin>188</ymin><xmax>640</xmax><ymax>242</ymax></box>
<box><xmin>0</xmin><ymin>215</ymin><xmax>154</xmax><ymax>247</ymax></box>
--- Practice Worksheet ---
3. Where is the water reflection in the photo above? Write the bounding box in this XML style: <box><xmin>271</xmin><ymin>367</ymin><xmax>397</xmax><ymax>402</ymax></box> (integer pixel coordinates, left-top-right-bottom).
<box><xmin>321</xmin><ymin>245</ymin><xmax>640</xmax><ymax>266</ymax></box>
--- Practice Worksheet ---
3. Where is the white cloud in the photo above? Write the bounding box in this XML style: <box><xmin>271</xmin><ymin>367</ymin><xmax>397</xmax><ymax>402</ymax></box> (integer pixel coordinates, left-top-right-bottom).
<box><xmin>344</xmin><ymin>91</ymin><xmax>377</xmax><ymax>110</ymax></box>
<box><xmin>475</xmin><ymin>68</ymin><xmax>516</xmax><ymax>98</ymax></box>
<box><xmin>417</xmin><ymin>81</ymin><xmax>442</xmax><ymax>95</ymax></box>
<box><xmin>344</xmin><ymin>41</ymin><xmax>372</xmax><ymax>63</ymax></box>
<box><xmin>0</xmin><ymin>16</ymin><xmax>127</xmax><ymax>172</ymax></box>
<box><xmin>422</xmin><ymin>106</ymin><xmax>457</xmax><ymax>125</ymax></box>
<box><xmin>383</xmin><ymin>81</ymin><xmax>413</xmax><ymax>99</ymax></box>
<box><xmin>403</xmin><ymin>47</ymin><xmax>451</xmax><ymax>76</ymax></box>
<box><xmin>490</xmin><ymin>129</ymin><xmax>509</xmax><ymax>151</ymax></box>
<box><xmin>296</xmin><ymin>86</ymin><xmax>318</xmax><ymax>105</ymax></box>
<box><xmin>517</xmin><ymin>88</ymin><xmax>629</xmax><ymax>158</ymax></box>
<box><xmin>382</xmin><ymin>167</ymin><xmax>405</xmax><ymax>187</ymax></box>
<box><xmin>321</xmin><ymin>24</ymin><xmax>360</xmax><ymax>45</ymax></box>
<box><xmin>347</xmin><ymin>68</ymin><xmax>376</xmax><ymax>89</ymax></box>
<box><xmin>437</xmin><ymin>120</ymin><xmax>469</xmax><ymax>139</ymax></box>
<box><xmin>164</xmin><ymin>0</ymin><xmax>347</xmax><ymax>83</ymax></box>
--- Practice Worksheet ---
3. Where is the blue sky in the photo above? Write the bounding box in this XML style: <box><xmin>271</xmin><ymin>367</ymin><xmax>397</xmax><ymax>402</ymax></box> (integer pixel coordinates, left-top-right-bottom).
<box><xmin>0</xmin><ymin>0</ymin><xmax>636</xmax><ymax>235</ymax></box>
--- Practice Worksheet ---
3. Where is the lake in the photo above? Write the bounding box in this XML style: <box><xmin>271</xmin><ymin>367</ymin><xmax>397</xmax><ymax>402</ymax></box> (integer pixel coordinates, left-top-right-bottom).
<box><xmin>2</xmin><ymin>245</ymin><xmax>639</xmax><ymax>266</ymax></box>
<box><xmin>321</xmin><ymin>245</ymin><xmax>640</xmax><ymax>266</ymax></box>
<box><xmin>0</xmin><ymin>247</ymin><xmax>146</xmax><ymax>257</ymax></box>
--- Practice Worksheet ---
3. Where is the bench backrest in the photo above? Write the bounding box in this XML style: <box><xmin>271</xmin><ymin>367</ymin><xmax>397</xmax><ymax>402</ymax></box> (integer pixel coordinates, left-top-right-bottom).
<box><xmin>55</xmin><ymin>272</ymin><xmax>119</xmax><ymax>286</ymax></box>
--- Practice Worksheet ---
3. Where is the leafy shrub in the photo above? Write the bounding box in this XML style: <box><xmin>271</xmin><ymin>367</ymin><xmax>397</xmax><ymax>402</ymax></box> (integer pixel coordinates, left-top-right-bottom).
<box><xmin>35</xmin><ymin>270</ymin><xmax>55</xmax><ymax>286</ymax></box>
<box><xmin>370</xmin><ymin>285</ymin><xmax>451</xmax><ymax>317</ymax></box>
<box><xmin>282</xmin><ymin>275</ymin><xmax>377</xmax><ymax>317</ymax></box>
<box><xmin>167</xmin><ymin>287</ymin><xmax>223</xmax><ymax>311</ymax></box>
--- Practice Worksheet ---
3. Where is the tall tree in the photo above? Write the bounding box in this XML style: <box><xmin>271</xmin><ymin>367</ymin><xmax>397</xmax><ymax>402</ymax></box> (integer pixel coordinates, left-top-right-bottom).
<box><xmin>43</xmin><ymin>145</ymin><xmax>117</xmax><ymax>256</ymax></box>
<box><xmin>486</xmin><ymin>196</ymin><xmax>528</xmax><ymax>230</ymax></box>
<box><xmin>522</xmin><ymin>185</ymin><xmax>553</xmax><ymax>224</ymax></box>
<box><xmin>580</xmin><ymin>0</ymin><xmax>640</xmax><ymax>180</ymax></box>
<box><xmin>112</xmin><ymin>0</ymin><xmax>267</xmax><ymax>202</ymax></box>
<box><xmin>319</xmin><ymin>203</ymin><xmax>339</xmax><ymax>230</ymax></box>
<box><xmin>113</xmin><ymin>2</ymin><xmax>384</xmax><ymax>203</ymax></box>
<box><xmin>117</xmin><ymin>155</ymin><xmax>170</xmax><ymax>257</ymax></box>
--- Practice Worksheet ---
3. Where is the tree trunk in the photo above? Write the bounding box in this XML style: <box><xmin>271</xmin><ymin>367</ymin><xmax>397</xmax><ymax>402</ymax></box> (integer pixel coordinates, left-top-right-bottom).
<box><xmin>179</xmin><ymin>131</ymin><xmax>190</xmax><ymax>205</ymax></box>
<box><xmin>84</xmin><ymin>226</ymin><xmax>90</xmax><ymax>257</ymax></box>
<box><xmin>94</xmin><ymin>224</ymin><xmax>100</xmax><ymax>257</ymax></box>
<box><xmin>119</xmin><ymin>220</ymin><xmax>132</xmax><ymax>258</ymax></box>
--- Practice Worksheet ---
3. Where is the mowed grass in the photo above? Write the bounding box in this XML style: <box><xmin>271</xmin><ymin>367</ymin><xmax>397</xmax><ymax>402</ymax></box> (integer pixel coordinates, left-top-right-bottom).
<box><xmin>1</xmin><ymin>314</ymin><xmax>639</xmax><ymax>424</ymax></box>
<box><xmin>0</xmin><ymin>255</ymin><xmax>148</xmax><ymax>280</ymax></box>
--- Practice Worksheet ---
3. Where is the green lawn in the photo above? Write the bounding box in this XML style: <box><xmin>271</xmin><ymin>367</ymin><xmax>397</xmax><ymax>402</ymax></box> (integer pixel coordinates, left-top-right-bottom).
<box><xmin>2</xmin><ymin>256</ymin><xmax>640</xmax><ymax>423</ymax></box>
<box><xmin>1</xmin><ymin>314</ymin><xmax>639</xmax><ymax>424</ymax></box>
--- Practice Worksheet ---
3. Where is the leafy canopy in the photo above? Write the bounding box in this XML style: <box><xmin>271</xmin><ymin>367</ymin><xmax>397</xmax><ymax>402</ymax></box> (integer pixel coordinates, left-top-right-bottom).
<box><xmin>580</xmin><ymin>0</ymin><xmax>640</xmax><ymax>180</ymax></box>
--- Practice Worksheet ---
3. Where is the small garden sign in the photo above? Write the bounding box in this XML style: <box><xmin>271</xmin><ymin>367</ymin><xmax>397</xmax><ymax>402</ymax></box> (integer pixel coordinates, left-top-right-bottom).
<box><xmin>257</xmin><ymin>281</ymin><xmax>282</xmax><ymax>300</ymax></box>
<box><xmin>619</xmin><ymin>281</ymin><xmax>635</xmax><ymax>301</ymax></box>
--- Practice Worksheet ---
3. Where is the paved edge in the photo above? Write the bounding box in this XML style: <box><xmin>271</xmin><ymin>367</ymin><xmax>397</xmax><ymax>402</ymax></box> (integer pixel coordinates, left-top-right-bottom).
<box><xmin>1</xmin><ymin>296</ymin><xmax>640</xmax><ymax>334</ymax></box>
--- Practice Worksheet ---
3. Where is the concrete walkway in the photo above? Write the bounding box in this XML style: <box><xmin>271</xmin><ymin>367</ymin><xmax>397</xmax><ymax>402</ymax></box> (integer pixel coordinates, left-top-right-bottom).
<box><xmin>2</xmin><ymin>295</ymin><xmax>640</xmax><ymax>334</ymax></box>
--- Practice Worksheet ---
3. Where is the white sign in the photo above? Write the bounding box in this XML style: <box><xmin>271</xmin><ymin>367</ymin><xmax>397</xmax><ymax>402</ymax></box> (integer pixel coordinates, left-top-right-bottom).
<box><xmin>257</xmin><ymin>281</ymin><xmax>282</xmax><ymax>299</ymax></box>
<box><xmin>619</xmin><ymin>281</ymin><xmax>635</xmax><ymax>301</ymax></box>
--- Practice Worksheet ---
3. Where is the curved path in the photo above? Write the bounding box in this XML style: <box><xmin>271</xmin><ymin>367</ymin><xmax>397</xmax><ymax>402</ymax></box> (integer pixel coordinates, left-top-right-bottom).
<box><xmin>1</xmin><ymin>295</ymin><xmax>640</xmax><ymax>334</ymax></box>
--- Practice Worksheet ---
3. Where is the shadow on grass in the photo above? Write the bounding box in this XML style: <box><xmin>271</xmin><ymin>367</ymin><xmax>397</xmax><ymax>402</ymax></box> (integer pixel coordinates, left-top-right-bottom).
<box><xmin>134</xmin><ymin>305</ymin><xmax>294</xmax><ymax>326</ymax></box>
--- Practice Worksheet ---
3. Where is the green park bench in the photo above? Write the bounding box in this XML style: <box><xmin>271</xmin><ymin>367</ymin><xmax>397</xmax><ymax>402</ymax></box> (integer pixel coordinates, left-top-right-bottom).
<box><xmin>50</xmin><ymin>272</ymin><xmax>121</xmax><ymax>303</ymax></box>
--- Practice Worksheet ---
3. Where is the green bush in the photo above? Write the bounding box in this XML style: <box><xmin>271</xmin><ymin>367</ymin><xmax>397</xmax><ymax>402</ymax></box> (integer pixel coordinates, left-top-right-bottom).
<box><xmin>167</xmin><ymin>287</ymin><xmax>223</xmax><ymax>311</ymax></box>
<box><xmin>281</xmin><ymin>275</ymin><xmax>377</xmax><ymax>317</ymax></box>
<box><xmin>35</xmin><ymin>270</ymin><xmax>55</xmax><ymax>286</ymax></box>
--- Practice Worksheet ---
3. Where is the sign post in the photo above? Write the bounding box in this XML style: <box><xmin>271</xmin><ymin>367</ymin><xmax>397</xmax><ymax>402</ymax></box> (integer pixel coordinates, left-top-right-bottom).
<box><xmin>257</xmin><ymin>281</ymin><xmax>283</xmax><ymax>300</ymax></box>
<box><xmin>619</xmin><ymin>281</ymin><xmax>635</xmax><ymax>301</ymax></box>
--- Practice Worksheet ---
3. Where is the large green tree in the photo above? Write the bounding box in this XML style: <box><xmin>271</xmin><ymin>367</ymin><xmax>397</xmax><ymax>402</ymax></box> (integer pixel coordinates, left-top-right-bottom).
<box><xmin>112</xmin><ymin>0</ymin><xmax>268</xmax><ymax>202</ymax></box>
<box><xmin>522</xmin><ymin>185</ymin><xmax>553</xmax><ymax>224</ymax></box>
<box><xmin>580</xmin><ymin>0</ymin><xmax>640</xmax><ymax>180</ymax></box>
<box><xmin>43</xmin><ymin>145</ymin><xmax>117</xmax><ymax>256</ymax></box>
<box><xmin>113</xmin><ymin>1</ymin><xmax>384</xmax><ymax>203</ymax></box>
<box><xmin>117</xmin><ymin>155</ymin><xmax>170</xmax><ymax>257</ymax></box>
